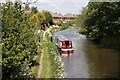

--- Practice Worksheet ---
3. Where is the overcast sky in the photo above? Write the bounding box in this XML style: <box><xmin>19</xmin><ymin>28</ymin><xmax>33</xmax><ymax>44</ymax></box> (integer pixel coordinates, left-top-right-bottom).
<box><xmin>0</xmin><ymin>0</ymin><xmax>90</xmax><ymax>14</ymax></box>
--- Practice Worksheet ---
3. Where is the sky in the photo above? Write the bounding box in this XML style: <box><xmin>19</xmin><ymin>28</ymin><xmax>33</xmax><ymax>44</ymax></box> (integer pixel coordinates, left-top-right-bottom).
<box><xmin>0</xmin><ymin>0</ymin><xmax>90</xmax><ymax>14</ymax></box>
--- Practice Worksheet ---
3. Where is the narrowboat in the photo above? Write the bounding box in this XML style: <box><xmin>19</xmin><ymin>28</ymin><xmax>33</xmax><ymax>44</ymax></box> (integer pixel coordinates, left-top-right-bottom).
<box><xmin>54</xmin><ymin>34</ymin><xmax>73</xmax><ymax>54</ymax></box>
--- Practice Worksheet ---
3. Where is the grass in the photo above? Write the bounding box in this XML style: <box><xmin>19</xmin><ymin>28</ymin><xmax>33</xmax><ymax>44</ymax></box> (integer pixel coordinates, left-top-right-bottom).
<box><xmin>42</xmin><ymin>42</ymin><xmax>52</xmax><ymax>78</ymax></box>
<box><xmin>69</xmin><ymin>26</ymin><xmax>74</xmax><ymax>28</ymax></box>
<box><xmin>77</xmin><ymin>28</ymin><xmax>87</xmax><ymax>35</ymax></box>
<box><xmin>29</xmin><ymin>28</ymin><xmax>65</xmax><ymax>78</ymax></box>
<box><xmin>41</xmin><ymin>33</ymin><xmax>65</xmax><ymax>78</ymax></box>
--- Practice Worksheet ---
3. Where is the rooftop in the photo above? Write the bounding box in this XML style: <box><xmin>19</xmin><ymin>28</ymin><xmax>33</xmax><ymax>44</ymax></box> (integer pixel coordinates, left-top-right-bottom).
<box><xmin>51</xmin><ymin>12</ymin><xmax>77</xmax><ymax>18</ymax></box>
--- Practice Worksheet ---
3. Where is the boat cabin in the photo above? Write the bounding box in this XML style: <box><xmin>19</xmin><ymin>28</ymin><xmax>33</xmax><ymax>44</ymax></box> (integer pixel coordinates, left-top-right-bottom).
<box><xmin>54</xmin><ymin>34</ymin><xmax>73</xmax><ymax>54</ymax></box>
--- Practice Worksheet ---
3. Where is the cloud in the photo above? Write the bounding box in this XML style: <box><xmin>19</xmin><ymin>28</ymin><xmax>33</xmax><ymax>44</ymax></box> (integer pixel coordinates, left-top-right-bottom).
<box><xmin>30</xmin><ymin>0</ymin><xmax>89</xmax><ymax>14</ymax></box>
<box><xmin>0</xmin><ymin>0</ymin><xmax>90</xmax><ymax>14</ymax></box>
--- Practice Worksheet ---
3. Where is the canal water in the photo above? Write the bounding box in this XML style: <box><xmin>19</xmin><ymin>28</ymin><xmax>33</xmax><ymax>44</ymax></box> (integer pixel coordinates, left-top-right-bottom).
<box><xmin>54</xmin><ymin>28</ymin><xmax>119</xmax><ymax>78</ymax></box>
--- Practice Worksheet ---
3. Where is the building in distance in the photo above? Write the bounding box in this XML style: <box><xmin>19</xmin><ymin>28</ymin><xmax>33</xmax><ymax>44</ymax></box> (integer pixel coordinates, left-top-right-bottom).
<box><xmin>51</xmin><ymin>12</ymin><xmax>77</xmax><ymax>22</ymax></box>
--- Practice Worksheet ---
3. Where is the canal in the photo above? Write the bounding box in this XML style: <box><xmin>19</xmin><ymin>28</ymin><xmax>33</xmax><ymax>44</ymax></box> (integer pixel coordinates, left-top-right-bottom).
<box><xmin>54</xmin><ymin>28</ymin><xmax>119</xmax><ymax>78</ymax></box>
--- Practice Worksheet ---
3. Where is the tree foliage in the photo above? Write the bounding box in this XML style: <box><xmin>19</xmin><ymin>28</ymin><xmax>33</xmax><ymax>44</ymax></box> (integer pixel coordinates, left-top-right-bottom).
<box><xmin>31</xmin><ymin>6</ymin><xmax>38</xmax><ymax>14</ymax></box>
<box><xmin>77</xmin><ymin>2</ymin><xmax>120</xmax><ymax>48</ymax></box>
<box><xmin>25</xmin><ymin>4</ymin><xmax>30</xmax><ymax>10</ymax></box>
<box><xmin>42</xmin><ymin>11</ymin><xmax>53</xmax><ymax>25</ymax></box>
<box><xmin>32</xmin><ymin>12</ymin><xmax>46</xmax><ymax>23</ymax></box>
<box><xmin>1</xmin><ymin>1</ymin><xmax>39</xmax><ymax>79</ymax></box>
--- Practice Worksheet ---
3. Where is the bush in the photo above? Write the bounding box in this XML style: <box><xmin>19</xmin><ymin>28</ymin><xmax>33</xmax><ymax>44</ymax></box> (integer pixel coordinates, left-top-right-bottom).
<box><xmin>76</xmin><ymin>2</ymin><xmax>120</xmax><ymax>49</ymax></box>
<box><xmin>77</xmin><ymin>28</ymin><xmax>87</xmax><ymax>35</ymax></box>
<box><xmin>1</xmin><ymin>2</ymin><xmax>39</xmax><ymax>79</ymax></box>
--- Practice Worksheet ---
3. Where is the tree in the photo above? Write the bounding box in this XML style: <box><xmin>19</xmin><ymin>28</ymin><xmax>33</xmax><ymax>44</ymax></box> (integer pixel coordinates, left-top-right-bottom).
<box><xmin>31</xmin><ymin>6</ymin><xmax>38</xmax><ymax>14</ymax></box>
<box><xmin>76</xmin><ymin>7</ymin><xmax>88</xmax><ymax>27</ymax></box>
<box><xmin>32</xmin><ymin>12</ymin><xmax>46</xmax><ymax>24</ymax></box>
<box><xmin>42</xmin><ymin>11</ymin><xmax>53</xmax><ymax>25</ymax></box>
<box><xmin>77</xmin><ymin>2</ymin><xmax>120</xmax><ymax>48</ymax></box>
<box><xmin>25</xmin><ymin>4</ymin><xmax>30</xmax><ymax>10</ymax></box>
<box><xmin>2</xmin><ymin>1</ymin><xmax>38</xmax><ymax>79</ymax></box>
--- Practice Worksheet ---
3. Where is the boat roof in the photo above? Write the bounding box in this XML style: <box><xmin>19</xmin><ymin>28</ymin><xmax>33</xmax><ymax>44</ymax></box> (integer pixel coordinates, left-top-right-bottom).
<box><xmin>56</xmin><ymin>34</ymin><xmax>69</xmax><ymax>41</ymax></box>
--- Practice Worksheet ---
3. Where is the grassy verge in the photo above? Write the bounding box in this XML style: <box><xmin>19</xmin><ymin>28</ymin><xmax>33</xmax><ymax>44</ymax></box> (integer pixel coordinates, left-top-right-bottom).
<box><xmin>77</xmin><ymin>28</ymin><xmax>88</xmax><ymax>35</ymax></box>
<box><xmin>42</xmin><ymin>42</ymin><xmax>52</xmax><ymax>78</ymax></box>
<box><xmin>29</xmin><ymin>28</ymin><xmax>65</xmax><ymax>78</ymax></box>
<box><xmin>42</xmin><ymin>32</ymin><xmax>65</xmax><ymax>78</ymax></box>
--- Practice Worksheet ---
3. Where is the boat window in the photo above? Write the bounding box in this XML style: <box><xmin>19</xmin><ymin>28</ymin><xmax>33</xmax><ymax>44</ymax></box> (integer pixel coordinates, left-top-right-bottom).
<box><xmin>65</xmin><ymin>41</ymin><xmax>69</xmax><ymax>48</ymax></box>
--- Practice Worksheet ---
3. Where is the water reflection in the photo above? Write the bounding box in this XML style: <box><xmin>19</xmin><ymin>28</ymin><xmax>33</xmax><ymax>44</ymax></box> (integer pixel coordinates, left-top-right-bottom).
<box><xmin>82</xmin><ymin>40</ymin><xmax>119</xmax><ymax>78</ymax></box>
<box><xmin>55</xmin><ymin>28</ymin><xmax>119</xmax><ymax>78</ymax></box>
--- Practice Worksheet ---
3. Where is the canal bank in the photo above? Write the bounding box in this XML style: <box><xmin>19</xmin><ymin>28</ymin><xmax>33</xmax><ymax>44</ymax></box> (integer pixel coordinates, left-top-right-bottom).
<box><xmin>39</xmin><ymin>28</ymin><xmax>65</xmax><ymax>78</ymax></box>
<box><xmin>54</xmin><ymin>28</ymin><xmax>119</xmax><ymax>78</ymax></box>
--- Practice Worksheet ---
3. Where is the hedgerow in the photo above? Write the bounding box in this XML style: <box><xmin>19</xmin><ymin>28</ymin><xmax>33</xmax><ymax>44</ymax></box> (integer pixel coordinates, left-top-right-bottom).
<box><xmin>1</xmin><ymin>2</ymin><xmax>39</xmax><ymax>79</ymax></box>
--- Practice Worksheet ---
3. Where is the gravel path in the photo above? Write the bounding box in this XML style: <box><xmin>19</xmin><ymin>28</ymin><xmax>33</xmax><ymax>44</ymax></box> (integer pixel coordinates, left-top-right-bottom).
<box><xmin>37</xmin><ymin>49</ymin><xmax>43</xmax><ymax>78</ymax></box>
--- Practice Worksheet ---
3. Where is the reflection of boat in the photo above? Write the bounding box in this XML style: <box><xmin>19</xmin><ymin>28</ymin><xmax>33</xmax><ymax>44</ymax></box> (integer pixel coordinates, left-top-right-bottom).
<box><xmin>54</xmin><ymin>34</ymin><xmax>73</xmax><ymax>54</ymax></box>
